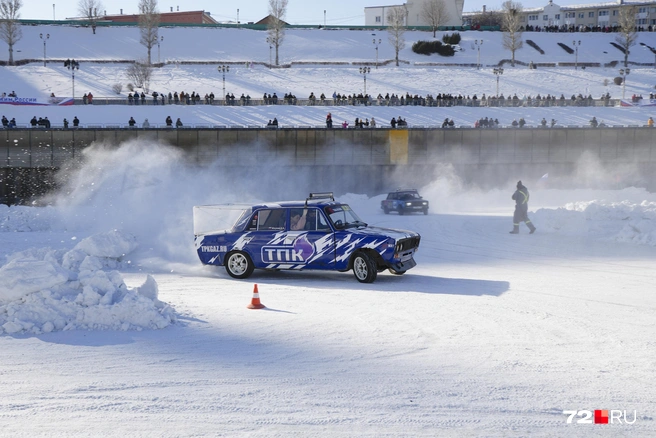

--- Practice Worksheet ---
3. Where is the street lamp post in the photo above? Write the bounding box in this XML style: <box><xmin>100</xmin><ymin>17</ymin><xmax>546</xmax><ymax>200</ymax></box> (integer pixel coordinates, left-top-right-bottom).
<box><xmin>373</xmin><ymin>36</ymin><xmax>381</xmax><ymax>69</ymax></box>
<box><xmin>39</xmin><ymin>33</ymin><xmax>50</xmax><ymax>67</ymax></box>
<box><xmin>573</xmin><ymin>40</ymin><xmax>581</xmax><ymax>70</ymax></box>
<box><xmin>474</xmin><ymin>39</ymin><xmax>483</xmax><ymax>70</ymax></box>
<box><xmin>359</xmin><ymin>67</ymin><xmax>370</xmax><ymax>95</ymax></box>
<box><xmin>493</xmin><ymin>67</ymin><xmax>504</xmax><ymax>98</ymax></box>
<box><xmin>218</xmin><ymin>65</ymin><xmax>230</xmax><ymax>102</ymax></box>
<box><xmin>157</xmin><ymin>36</ymin><xmax>164</xmax><ymax>64</ymax></box>
<box><xmin>64</xmin><ymin>59</ymin><xmax>79</xmax><ymax>99</ymax></box>
<box><xmin>620</xmin><ymin>68</ymin><xmax>630</xmax><ymax>100</ymax></box>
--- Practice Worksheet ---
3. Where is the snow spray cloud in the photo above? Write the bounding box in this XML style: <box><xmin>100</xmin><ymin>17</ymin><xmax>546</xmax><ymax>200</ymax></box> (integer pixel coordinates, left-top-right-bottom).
<box><xmin>51</xmin><ymin>140</ymin><xmax>216</xmax><ymax>267</ymax></box>
<box><xmin>49</xmin><ymin>139</ymin><xmax>357</xmax><ymax>268</ymax></box>
<box><xmin>570</xmin><ymin>150</ymin><xmax>648</xmax><ymax>190</ymax></box>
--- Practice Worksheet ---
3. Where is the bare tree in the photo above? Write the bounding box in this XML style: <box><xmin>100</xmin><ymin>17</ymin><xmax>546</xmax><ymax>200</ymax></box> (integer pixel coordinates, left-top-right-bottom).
<box><xmin>138</xmin><ymin>0</ymin><xmax>160</xmax><ymax>65</ymax></box>
<box><xmin>422</xmin><ymin>0</ymin><xmax>450</xmax><ymax>38</ymax></box>
<box><xmin>267</xmin><ymin>0</ymin><xmax>288</xmax><ymax>66</ymax></box>
<box><xmin>78</xmin><ymin>0</ymin><xmax>104</xmax><ymax>34</ymax></box>
<box><xmin>126</xmin><ymin>60</ymin><xmax>152</xmax><ymax>92</ymax></box>
<box><xmin>0</xmin><ymin>0</ymin><xmax>22</xmax><ymax>65</ymax></box>
<box><xmin>387</xmin><ymin>6</ymin><xmax>407</xmax><ymax>67</ymax></box>
<box><xmin>501</xmin><ymin>0</ymin><xmax>523</xmax><ymax>67</ymax></box>
<box><xmin>616</xmin><ymin>5</ymin><xmax>638</xmax><ymax>68</ymax></box>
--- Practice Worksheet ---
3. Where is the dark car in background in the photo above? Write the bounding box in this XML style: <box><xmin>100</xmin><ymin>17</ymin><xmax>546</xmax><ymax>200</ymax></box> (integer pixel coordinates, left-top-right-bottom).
<box><xmin>381</xmin><ymin>189</ymin><xmax>429</xmax><ymax>215</ymax></box>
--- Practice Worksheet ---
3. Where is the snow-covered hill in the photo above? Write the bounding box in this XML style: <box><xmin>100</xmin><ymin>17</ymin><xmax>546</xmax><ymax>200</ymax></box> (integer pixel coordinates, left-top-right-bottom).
<box><xmin>1</xmin><ymin>26</ymin><xmax>655</xmax><ymax>128</ymax></box>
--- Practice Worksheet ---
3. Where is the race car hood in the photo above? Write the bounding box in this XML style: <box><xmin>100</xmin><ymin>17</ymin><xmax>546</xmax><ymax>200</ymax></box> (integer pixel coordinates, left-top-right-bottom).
<box><xmin>346</xmin><ymin>225</ymin><xmax>419</xmax><ymax>241</ymax></box>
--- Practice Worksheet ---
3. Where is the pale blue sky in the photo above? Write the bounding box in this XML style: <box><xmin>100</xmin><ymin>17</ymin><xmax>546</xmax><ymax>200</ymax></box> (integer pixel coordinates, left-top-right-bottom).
<box><xmin>24</xmin><ymin>0</ymin><xmax>580</xmax><ymax>24</ymax></box>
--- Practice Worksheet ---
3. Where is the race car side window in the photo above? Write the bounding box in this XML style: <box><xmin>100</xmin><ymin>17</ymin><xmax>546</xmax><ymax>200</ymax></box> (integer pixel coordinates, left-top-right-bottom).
<box><xmin>316</xmin><ymin>210</ymin><xmax>331</xmax><ymax>231</ymax></box>
<box><xmin>258</xmin><ymin>209</ymin><xmax>286</xmax><ymax>231</ymax></box>
<box><xmin>246</xmin><ymin>212</ymin><xmax>258</xmax><ymax>230</ymax></box>
<box><xmin>301</xmin><ymin>208</ymin><xmax>330</xmax><ymax>231</ymax></box>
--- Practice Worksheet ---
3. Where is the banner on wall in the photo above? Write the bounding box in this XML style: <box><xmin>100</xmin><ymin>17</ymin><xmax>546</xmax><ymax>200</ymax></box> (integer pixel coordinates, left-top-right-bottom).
<box><xmin>620</xmin><ymin>99</ymin><xmax>656</xmax><ymax>107</ymax></box>
<box><xmin>0</xmin><ymin>97</ymin><xmax>74</xmax><ymax>106</ymax></box>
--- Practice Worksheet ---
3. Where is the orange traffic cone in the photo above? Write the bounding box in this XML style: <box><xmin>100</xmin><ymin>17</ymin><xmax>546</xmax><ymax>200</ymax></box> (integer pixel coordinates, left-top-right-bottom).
<box><xmin>247</xmin><ymin>284</ymin><xmax>266</xmax><ymax>309</ymax></box>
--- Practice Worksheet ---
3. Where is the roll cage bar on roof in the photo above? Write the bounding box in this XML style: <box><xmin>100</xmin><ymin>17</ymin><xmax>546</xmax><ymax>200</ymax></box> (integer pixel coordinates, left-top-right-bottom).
<box><xmin>305</xmin><ymin>192</ymin><xmax>334</xmax><ymax>207</ymax></box>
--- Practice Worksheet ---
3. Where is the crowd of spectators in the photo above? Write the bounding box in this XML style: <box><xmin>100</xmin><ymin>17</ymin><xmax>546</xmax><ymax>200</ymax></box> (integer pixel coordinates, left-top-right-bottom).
<box><xmin>630</xmin><ymin>94</ymin><xmax>654</xmax><ymax>103</ymax></box>
<box><xmin>522</xmin><ymin>24</ymin><xmax>655</xmax><ymax>33</ymax></box>
<box><xmin>2</xmin><ymin>115</ymin><xmax>17</xmax><ymax>128</ymax></box>
<box><xmin>74</xmin><ymin>87</ymin><xmax>620</xmax><ymax>109</ymax></box>
<box><xmin>4</xmin><ymin>113</ymin><xmax>656</xmax><ymax>130</ymax></box>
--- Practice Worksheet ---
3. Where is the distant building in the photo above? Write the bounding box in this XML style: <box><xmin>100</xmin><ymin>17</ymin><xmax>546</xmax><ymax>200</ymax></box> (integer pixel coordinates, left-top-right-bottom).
<box><xmin>365</xmin><ymin>0</ymin><xmax>464</xmax><ymax>28</ymax></box>
<box><xmin>254</xmin><ymin>15</ymin><xmax>290</xmax><ymax>26</ymax></box>
<box><xmin>101</xmin><ymin>9</ymin><xmax>218</xmax><ymax>25</ymax></box>
<box><xmin>464</xmin><ymin>0</ymin><xmax>656</xmax><ymax>30</ymax></box>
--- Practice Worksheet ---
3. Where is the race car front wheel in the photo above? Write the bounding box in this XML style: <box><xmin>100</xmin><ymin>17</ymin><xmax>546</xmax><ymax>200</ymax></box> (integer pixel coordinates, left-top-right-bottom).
<box><xmin>225</xmin><ymin>251</ymin><xmax>254</xmax><ymax>279</ymax></box>
<box><xmin>353</xmin><ymin>252</ymin><xmax>378</xmax><ymax>283</ymax></box>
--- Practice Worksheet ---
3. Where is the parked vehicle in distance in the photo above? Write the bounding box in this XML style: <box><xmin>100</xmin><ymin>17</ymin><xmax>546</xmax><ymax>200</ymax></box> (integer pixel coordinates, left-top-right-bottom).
<box><xmin>194</xmin><ymin>193</ymin><xmax>421</xmax><ymax>283</ymax></box>
<box><xmin>381</xmin><ymin>189</ymin><xmax>429</xmax><ymax>215</ymax></box>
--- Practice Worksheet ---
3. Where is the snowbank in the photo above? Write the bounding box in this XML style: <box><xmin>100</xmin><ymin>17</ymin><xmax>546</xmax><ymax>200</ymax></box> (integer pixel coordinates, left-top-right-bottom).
<box><xmin>0</xmin><ymin>230</ymin><xmax>175</xmax><ymax>335</ymax></box>
<box><xmin>533</xmin><ymin>199</ymin><xmax>656</xmax><ymax>245</ymax></box>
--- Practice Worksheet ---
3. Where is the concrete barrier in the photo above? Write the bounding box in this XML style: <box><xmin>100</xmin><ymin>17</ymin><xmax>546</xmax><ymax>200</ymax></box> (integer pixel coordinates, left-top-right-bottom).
<box><xmin>1</xmin><ymin>127</ymin><xmax>655</xmax><ymax>204</ymax></box>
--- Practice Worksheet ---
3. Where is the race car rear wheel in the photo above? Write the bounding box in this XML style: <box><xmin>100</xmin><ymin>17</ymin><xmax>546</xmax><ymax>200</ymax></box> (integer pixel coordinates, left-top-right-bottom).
<box><xmin>353</xmin><ymin>252</ymin><xmax>377</xmax><ymax>283</ymax></box>
<box><xmin>383</xmin><ymin>206</ymin><xmax>389</xmax><ymax>214</ymax></box>
<box><xmin>225</xmin><ymin>251</ymin><xmax>254</xmax><ymax>279</ymax></box>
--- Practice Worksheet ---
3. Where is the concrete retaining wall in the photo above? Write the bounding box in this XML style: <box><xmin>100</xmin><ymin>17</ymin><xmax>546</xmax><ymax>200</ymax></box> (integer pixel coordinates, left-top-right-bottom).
<box><xmin>1</xmin><ymin>127</ymin><xmax>655</xmax><ymax>203</ymax></box>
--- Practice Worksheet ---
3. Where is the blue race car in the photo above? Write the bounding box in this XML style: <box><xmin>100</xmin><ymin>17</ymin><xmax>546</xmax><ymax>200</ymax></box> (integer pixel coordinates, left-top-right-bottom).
<box><xmin>194</xmin><ymin>193</ymin><xmax>420</xmax><ymax>283</ymax></box>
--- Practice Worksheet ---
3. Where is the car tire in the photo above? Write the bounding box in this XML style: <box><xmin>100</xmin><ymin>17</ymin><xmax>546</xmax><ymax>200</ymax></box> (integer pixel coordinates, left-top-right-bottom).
<box><xmin>383</xmin><ymin>206</ymin><xmax>389</xmax><ymax>214</ymax></box>
<box><xmin>353</xmin><ymin>252</ymin><xmax>377</xmax><ymax>283</ymax></box>
<box><xmin>398</xmin><ymin>208</ymin><xmax>404</xmax><ymax>215</ymax></box>
<box><xmin>423</xmin><ymin>208</ymin><xmax>428</xmax><ymax>215</ymax></box>
<box><xmin>225</xmin><ymin>251</ymin><xmax>254</xmax><ymax>279</ymax></box>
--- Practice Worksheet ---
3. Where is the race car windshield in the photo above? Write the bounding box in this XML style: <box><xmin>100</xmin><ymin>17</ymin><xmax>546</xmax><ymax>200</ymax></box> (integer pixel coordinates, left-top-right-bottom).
<box><xmin>400</xmin><ymin>192</ymin><xmax>420</xmax><ymax>200</ymax></box>
<box><xmin>324</xmin><ymin>204</ymin><xmax>367</xmax><ymax>229</ymax></box>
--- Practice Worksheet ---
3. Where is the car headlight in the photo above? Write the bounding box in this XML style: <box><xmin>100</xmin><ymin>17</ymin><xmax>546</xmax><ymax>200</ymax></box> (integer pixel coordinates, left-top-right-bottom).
<box><xmin>422</xmin><ymin>202</ymin><xmax>428</xmax><ymax>205</ymax></box>
<box><xmin>406</xmin><ymin>202</ymin><xmax>412</xmax><ymax>206</ymax></box>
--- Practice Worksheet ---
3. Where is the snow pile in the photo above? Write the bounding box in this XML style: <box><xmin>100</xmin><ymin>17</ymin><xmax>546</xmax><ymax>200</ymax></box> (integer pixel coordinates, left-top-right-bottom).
<box><xmin>0</xmin><ymin>230</ymin><xmax>176</xmax><ymax>335</ymax></box>
<box><xmin>533</xmin><ymin>200</ymin><xmax>656</xmax><ymax>245</ymax></box>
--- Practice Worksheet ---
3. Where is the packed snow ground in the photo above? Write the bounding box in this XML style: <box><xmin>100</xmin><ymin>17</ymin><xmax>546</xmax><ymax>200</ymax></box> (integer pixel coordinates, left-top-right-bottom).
<box><xmin>1</xmin><ymin>25</ymin><xmax>656</xmax><ymax>436</ymax></box>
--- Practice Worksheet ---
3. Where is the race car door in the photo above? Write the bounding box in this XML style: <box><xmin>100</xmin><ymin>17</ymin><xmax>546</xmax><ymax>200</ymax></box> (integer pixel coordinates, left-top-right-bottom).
<box><xmin>247</xmin><ymin>208</ymin><xmax>335</xmax><ymax>270</ymax></box>
<box><xmin>291</xmin><ymin>207</ymin><xmax>335</xmax><ymax>270</ymax></box>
